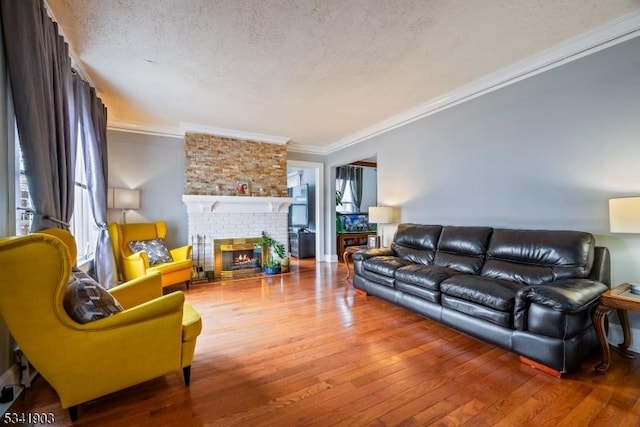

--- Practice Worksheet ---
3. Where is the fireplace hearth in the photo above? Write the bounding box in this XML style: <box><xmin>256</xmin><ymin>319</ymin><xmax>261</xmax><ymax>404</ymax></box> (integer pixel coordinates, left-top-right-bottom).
<box><xmin>213</xmin><ymin>237</ymin><xmax>262</xmax><ymax>279</ymax></box>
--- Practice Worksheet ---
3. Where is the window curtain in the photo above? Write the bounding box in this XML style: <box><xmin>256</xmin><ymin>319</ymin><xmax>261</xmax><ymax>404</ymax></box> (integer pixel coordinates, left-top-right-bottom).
<box><xmin>348</xmin><ymin>166</ymin><xmax>363</xmax><ymax>212</ymax></box>
<box><xmin>1</xmin><ymin>0</ymin><xmax>77</xmax><ymax>230</ymax></box>
<box><xmin>75</xmin><ymin>76</ymin><xmax>117</xmax><ymax>287</ymax></box>
<box><xmin>336</xmin><ymin>166</ymin><xmax>348</xmax><ymax>206</ymax></box>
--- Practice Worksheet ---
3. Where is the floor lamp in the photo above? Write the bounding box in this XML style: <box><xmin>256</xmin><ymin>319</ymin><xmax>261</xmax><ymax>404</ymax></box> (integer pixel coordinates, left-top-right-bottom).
<box><xmin>369</xmin><ymin>206</ymin><xmax>394</xmax><ymax>247</ymax></box>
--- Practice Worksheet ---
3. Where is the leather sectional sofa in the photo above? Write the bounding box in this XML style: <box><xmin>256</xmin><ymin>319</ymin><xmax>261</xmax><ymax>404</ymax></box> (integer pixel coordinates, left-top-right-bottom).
<box><xmin>352</xmin><ymin>224</ymin><xmax>611</xmax><ymax>375</ymax></box>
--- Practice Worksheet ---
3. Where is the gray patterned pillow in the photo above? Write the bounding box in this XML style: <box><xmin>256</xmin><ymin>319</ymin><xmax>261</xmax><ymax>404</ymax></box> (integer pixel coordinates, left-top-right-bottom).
<box><xmin>128</xmin><ymin>238</ymin><xmax>174</xmax><ymax>265</ymax></box>
<box><xmin>64</xmin><ymin>269</ymin><xmax>123</xmax><ymax>324</ymax></box>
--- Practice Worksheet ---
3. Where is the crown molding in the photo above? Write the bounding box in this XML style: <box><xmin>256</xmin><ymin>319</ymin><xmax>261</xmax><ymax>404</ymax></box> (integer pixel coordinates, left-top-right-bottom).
<box><xmin>180</xmin><ymin>122</ymin><xmax>290</xmax><ymax>145</ymax></box>
<box><xmin>325</xmin><ymin>10</ymin><xmax>640</xmax><ymax>154</ymax></box>
<box><xmin>286</xmin><ymin>141</ymin><xmax>327</xmax><ymax>155</ymax></box>
<box><xmin>108</xmin><ymin>121</ymin><xmax>183</xmax><ymax>138</ymax></box>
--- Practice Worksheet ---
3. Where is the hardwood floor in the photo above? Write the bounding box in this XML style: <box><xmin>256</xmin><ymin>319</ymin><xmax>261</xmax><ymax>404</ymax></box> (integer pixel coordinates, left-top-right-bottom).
<box><xmin>9</xmin><ymin>259</ymin><xmax>640</xmax><ymax>426</ymax></box>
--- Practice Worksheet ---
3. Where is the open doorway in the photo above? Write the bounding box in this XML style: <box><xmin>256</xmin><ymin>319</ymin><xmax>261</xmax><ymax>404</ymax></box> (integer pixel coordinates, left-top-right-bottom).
<box><xmin>335</xmin><ymin>157</ymin><xmax>377</xmax><ymax>260</ymax></box>
<box><xmin>286</xmin><ymin>160</ymin><xmax>324</xmax><ymax>262</ymax></box>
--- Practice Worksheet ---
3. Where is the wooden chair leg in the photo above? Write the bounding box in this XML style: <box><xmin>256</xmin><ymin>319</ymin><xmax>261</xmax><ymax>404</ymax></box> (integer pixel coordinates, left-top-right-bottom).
<box><xmin>183</xmin><ymin>366</ymin><xmax>191</xmax><ymax>386</ymax></box>
<box><xmin>68</xmin><ymin>405</ymin><xmax>78</xmax><ymax>422</ymax></box>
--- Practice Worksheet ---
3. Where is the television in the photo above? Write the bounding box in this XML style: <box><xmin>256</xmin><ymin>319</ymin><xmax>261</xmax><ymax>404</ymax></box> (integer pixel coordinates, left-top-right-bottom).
<box><xmin>288</xmin><ymin>184</ymin><xmax>309</xmax><ymax>228</ymax></box>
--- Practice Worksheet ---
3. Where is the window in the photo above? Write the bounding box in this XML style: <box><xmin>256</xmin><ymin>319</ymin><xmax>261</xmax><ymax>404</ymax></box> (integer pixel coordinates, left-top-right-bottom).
<box><xmin>15</xmin><ymin>128</ymin><xmax>98</xmax><ymax>263</ymax></box>
<box><xmin>69</xmin><ymin>139</ymin><xmax>99</xmax><ymax>262</ymax></box>
<box><xmin>336</xmin><ymin>180</ymin><xmax>356</xmax><ymax>213</ymax></box>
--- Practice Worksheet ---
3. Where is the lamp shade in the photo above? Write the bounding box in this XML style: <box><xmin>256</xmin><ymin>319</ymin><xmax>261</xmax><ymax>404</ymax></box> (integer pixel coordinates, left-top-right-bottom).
<box><xmin>113</xmin><ymin>188</ymin><xmax>140</xmax><ymax>210</ymax></box>
<box><xmin>369</xmin><ymin>206</ymin><xmax>393</xmax><ymax>224</ymax></box>
<box><xmin>609</xmin><ymin>197</ymin><xmax>640</xmax><ymax>233</ymax></box>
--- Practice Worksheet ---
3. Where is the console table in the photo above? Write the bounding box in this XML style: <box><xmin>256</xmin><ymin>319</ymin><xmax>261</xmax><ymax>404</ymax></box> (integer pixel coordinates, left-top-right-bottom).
<box><xmin>592</xmin><ymin>283</ymin><xmax>639</xmax><ymax>373</ymax></box>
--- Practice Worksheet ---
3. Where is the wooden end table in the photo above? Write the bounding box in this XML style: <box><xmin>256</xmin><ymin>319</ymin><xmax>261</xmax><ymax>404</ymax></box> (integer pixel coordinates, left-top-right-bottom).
<box><xmin>343</xmin><ymin>246</ymin><xmax>366</xmax><ymax>279</ymax></box>
<box><xmin>592</xmin><ymin>283</ymin><xmax>638</xmax><ymax>373</ymax></box>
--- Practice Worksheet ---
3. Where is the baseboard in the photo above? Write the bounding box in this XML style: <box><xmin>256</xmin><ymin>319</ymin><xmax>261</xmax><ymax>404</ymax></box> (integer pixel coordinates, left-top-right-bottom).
<box><xmin>608</xmin><ymin>323</ymin><xmax>640</xmax><ymax>353</ymax></box>
<box><xmin>319</xmin><ymin>254</ymin><xmax>338</xmax><ymax>263</ymax></box>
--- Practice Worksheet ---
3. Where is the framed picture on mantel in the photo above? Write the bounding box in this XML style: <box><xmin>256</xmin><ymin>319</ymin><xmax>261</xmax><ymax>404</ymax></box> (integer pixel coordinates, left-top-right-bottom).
<box><xmin>235</xmin><ymin>180</ymin><xmax>249</xmax><ymax>196</ymax></box>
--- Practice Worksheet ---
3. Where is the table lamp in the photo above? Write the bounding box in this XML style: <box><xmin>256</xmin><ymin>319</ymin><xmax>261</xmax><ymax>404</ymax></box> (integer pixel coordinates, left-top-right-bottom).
<box><xmin>369</xmin><ymin>206</ymin><xmax>394</xmax><ymax>247</ymax></box>
<box><xmin>108</xmin><ymin>188</ymin><xmax>140</xmax><ymax>223</ymax></box>
<box><xmin>609</xmin><ymin>197</ymin><xmax>640</xmax><ymax>233</ymax></box>
<box><xmin>610</xmin><ymin>197</ymin><xmax>640</xmax><ymax>294</ymax></box>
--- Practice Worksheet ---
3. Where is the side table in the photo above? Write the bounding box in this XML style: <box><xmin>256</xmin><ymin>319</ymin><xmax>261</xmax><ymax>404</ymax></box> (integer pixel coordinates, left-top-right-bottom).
<box><xmin>592</xmin><ymin>283</ymin><xmax>638</xmax><ymax>373</ymax></box>
<box><xmin>343</xmin><ymin>246</ymin><xmax>366</xmax><ymax>279</ymax></box>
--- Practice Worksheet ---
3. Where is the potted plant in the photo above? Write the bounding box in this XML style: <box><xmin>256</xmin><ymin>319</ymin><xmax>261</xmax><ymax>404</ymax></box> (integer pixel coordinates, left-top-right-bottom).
<box><xmin>273</xmin><ymin>242</ymin><xmax>289</xmax><ymax>273</ymax></box>
<box><xmin>254</xmin><ymin>231</ymin><xmax>283</xmax><ymax>275</ymax></box>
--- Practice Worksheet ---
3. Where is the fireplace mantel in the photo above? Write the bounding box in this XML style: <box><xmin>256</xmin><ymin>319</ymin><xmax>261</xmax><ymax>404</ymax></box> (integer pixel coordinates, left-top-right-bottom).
<box><xmin>182</xmin><ymin>195</ymin><xmax>295</xmax><ymax>214</ymax></box>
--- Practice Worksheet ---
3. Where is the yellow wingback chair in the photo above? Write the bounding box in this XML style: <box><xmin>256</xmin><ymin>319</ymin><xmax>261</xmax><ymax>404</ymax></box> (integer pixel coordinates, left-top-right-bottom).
<box><xmin>109</xmin><ymin>221</ymin><xmax>193</xmax><ymax>289</ymax></box>
<box><xmin>0</xmin><ymin>230</ymin><xmax>202</xmax><ymax>421</ymax></box>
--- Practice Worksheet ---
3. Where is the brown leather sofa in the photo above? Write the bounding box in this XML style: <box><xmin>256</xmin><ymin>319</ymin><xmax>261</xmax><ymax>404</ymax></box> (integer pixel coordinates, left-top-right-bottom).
<box><xmin>352</xmin><ymin>224</ymin><xmax>610</xmax><ymax>375</ymax></box>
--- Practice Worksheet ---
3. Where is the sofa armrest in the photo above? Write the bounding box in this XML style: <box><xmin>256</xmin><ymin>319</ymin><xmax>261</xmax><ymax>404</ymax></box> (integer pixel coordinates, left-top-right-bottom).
<box><xmin>525</xmin><ymin>279</ymin><xmax>608</xmax><ymax>314</ymax></box>
<box><xmin>588</xmin><ymin>246</ymin><xmax>611</xmax><ymax>287</ymax></box>
<box><xmin>122</xmin><ymin>251</ymin><xmax>149</xmax><ymax>280</ymax></box>
<box><xmin>352</xmin><ymin>247</ymin><xmax>393</xmax><ymax>261</ymax></box>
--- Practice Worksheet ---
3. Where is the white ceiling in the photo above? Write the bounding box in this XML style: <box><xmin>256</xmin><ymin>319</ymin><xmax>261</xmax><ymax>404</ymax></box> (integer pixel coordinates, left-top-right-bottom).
<box><xmin>45</xmin><ymin>0</ymin><xmax>640</xmax><ymax>153</ymax></box>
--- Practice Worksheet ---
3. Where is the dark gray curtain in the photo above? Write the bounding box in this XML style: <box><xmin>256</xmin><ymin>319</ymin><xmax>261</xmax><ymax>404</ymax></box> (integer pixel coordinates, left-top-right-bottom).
<box><xmin>1</xmin><ymin>0</ymin><xmax>77</xmax><ymax>230</ymax></box>
<box><xmin>348</xmin><ymin>166</ymin><xmax>363</xmax><ymax>212</ymax></box>
<box><xmin>75</xmin><ymin>76</ymin><xmax>117</xmax><ymax>287</ymax></box>
<box><xmin>336</xmin><ymin>166</ymin><xmax>348</xmax><ymax>206</ymax></box>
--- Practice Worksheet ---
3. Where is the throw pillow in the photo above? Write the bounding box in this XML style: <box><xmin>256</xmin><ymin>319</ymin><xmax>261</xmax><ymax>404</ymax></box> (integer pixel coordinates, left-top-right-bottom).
<box><xmin>128</xmin><ymin>238</ymin><xmax>174</xmax><ymax>265</ymax></box>
<box><xmin>64</xmin><ymin>269</ymin><xmax>123</xmax><ymax>324</ymax></box>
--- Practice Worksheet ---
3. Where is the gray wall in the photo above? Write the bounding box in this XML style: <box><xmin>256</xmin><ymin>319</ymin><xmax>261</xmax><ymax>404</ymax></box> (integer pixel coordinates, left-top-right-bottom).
<box><xmin>107</xmin><ymin>130</ymin><xmax>187</xmax><ymax>248</ymax></box>
<box><xmin>326</xmin><ymin>37</ymin><xmax>640</xmax><ymax>337</ymax></box>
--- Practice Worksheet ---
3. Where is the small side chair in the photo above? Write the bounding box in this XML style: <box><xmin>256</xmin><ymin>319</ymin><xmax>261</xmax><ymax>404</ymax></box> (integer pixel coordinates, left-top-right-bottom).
<box><xmin>109</xmin><ymin>221</ymin><xmax>193</xmax><ymax>289</ymax></box>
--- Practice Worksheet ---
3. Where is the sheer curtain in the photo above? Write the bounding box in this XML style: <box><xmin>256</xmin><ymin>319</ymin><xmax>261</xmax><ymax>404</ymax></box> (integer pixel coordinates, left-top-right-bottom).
<box><xmin>1</xmin><ymin>0</ymin><xmax>78</xmax><ymax>230</ymax></box>
<box><xmin>75</xmin><ymin>76</ymin><xmax>118</xmax><ymax>287</ymax></box>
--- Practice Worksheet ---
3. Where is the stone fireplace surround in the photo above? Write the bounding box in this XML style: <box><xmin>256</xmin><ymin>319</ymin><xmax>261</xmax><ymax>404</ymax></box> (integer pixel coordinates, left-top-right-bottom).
<box><xmin>182</xmin><ymin>195</ymin><xmax>294</xmax><ymax>276</ymax></box>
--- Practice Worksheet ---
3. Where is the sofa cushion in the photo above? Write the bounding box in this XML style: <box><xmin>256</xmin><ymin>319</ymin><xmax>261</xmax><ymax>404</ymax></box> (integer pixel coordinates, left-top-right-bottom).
<box><xmin>363</xmin><ymin>256</ymin><xmax>410</xmax><ymax>277</ymax></box>
<box><xmin>441</xmin><ymin>275</ymin><xmax>525</xmax><ymax>312</ymax></box>
<box><xmin>64</xmin><ymin>269</ymin><xmax>123</xmax><ymax>324</ymax></box>
<box><xmin>395</xmin><ymin>264</ymin><xmax>462</xmax><ymax>291</ymax></box>
<box><xmin>434</xmin><ymin>226</ymin><xmax>493</xmax><ymax>274</ymax></box>
<box><xmin>441</xmin><ymin>295</ymin><xmax>513</xmax><ymax>328</ymax></box>
<box><xmin>128</xmin><ymin>238</ymin><xmax>174</xmax><ymax>265</ymax></box>
<box><xmin>481</xmin><ymin>229</ymin><xmax>595</xmax><ymax>285</ymax></box>
<box><xmin>391</xmin><ymin>224</ymin><xmax>442</xmax><ymax>265</ymax></box>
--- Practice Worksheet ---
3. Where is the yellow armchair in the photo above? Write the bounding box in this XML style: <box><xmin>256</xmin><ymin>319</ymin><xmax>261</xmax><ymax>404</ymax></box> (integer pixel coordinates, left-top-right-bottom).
<box><xmin>109</xmin><ymin>221</ymin><xmax>193</xmax><ymax>289</ymax></box>
<box><xmin>0</xmin><ymin>231</ymin><xmax>202</xmax><ymax>421</ymax></box>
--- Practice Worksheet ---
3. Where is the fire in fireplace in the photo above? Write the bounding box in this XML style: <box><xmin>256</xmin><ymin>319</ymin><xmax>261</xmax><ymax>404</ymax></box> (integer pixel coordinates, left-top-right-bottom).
<box><xmin>213</xmin><ymin>237</ymin><xmax>262</xmax><ymax>279</ymax></box>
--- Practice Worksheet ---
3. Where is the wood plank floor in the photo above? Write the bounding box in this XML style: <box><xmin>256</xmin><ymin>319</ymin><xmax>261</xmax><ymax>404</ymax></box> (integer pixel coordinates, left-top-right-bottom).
<box><xmin>9</xmin><ymin>259</ymin><xmax>640</xmax><ymax>426</ymax></box>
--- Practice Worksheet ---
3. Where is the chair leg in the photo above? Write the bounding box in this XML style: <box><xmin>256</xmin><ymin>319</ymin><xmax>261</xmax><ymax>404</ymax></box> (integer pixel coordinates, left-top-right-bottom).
<box><xmin>68</xmin><ymin>406</ymin><xmax>78</xmax><ymax>422</ymax></box>
<box><xmin>183</xmin><ymin>366</ymin><xmax>191</xmax><ymax>386</ymax></box>
<box><xmin>186</xmin><ymin>279</ymin><xmax>191</xmax><ymax>290</ymax></box>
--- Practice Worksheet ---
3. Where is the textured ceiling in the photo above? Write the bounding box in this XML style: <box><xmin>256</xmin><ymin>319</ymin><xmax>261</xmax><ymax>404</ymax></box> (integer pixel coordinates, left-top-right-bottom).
<box><xmin>45</xmin><ymin>0</ymin><xmax>640</xmax><ymax>152</ymax></box>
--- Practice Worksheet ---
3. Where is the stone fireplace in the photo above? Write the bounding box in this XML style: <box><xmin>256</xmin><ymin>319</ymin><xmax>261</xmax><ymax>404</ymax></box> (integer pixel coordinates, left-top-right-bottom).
<box><xmin>183</xmin><ymin>132</ymin><xmax>291</xmax><ymax>279</ymax></box>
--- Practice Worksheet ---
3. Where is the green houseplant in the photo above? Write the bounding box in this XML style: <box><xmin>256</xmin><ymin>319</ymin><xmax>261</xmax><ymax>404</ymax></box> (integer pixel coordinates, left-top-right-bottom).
<box><xmin>254</xmin><ymin>231</ymin><xmax>284</xmax><ymax>274</ymax></box>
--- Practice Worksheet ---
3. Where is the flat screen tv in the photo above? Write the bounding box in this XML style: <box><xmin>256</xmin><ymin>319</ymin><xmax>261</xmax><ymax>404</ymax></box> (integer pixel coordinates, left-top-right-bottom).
<box><xmin>288</xmin><ymin>184</ymin><xmax>309</xmax><ymax>228</ymax></box>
